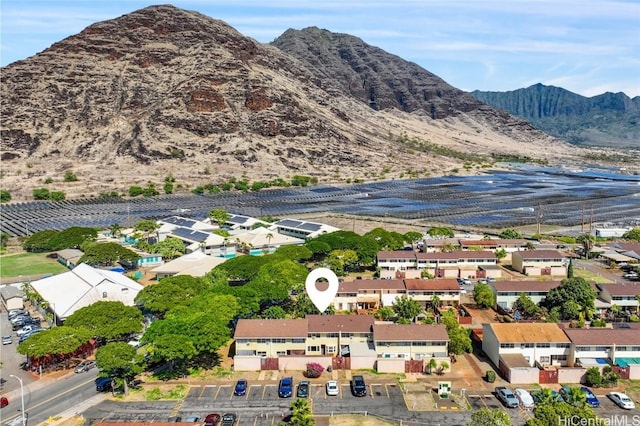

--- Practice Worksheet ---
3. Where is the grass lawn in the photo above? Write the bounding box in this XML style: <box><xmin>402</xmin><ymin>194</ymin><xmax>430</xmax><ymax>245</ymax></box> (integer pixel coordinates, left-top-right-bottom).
<box><xmin>0</xmin><ymin>252</ymin><xmax>68</xmax><ymax>278</ymax></box>
<box><xmin>573</xmin><ymin>268</ymin><xmax>613</xmax><ymax>284</ymax></box>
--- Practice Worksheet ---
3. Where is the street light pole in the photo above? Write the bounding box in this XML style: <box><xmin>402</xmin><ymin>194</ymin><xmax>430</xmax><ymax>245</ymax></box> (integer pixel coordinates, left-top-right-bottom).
<box><xmin>9</xmin><ymin>374</ymin><xmax>25</xmax><ymax>426</ymax></box>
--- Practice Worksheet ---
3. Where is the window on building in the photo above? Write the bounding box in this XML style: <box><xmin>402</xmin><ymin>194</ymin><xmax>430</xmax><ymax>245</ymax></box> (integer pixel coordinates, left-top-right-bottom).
<box><xmin>257</xmin><ymin>338</ymin><xmax>268</xmax><ymax>344</ymax></box>
<box><xmin>326</xmin><ymin>346</ymin><xmax>336</xmax><ymax>353</ymax></box>
<box><xmin>272</xmin><ymin>338</ymin><xmax>286</xmax><ymax>344</ymax></box>
<box><xmin>307</xmin><ymin>346</ymin><xmax>320</xmax><ymax>352</ymax></box>
<box><xmin>276</xmin><ymin>351</ymin><xmax>286</xmax><ymax>356</ymax></box>
<box><xmin>292</xmin><ymin>338</ymin><xmax>305</xmax><ymax>343</ymax></box>
<box><xmin>539</xmin><ymin>356</ymin><xmax>550</xmax><ymax>364</ymax></box>
<box><xmin>500</xmin><ymin>343</ymin><xmax>515</xmax><ymax>348</ymax></box>
<box><xmin>536</xmin><ymin>343</ymin><xmax>550</xmax><ymax>348</ymax></box>
<box><xmin>521</xmin><ymin>343</ymin><xmax>534</xmax><ymax>348</ymax></box>
<box><xmin>257</xmin><ymin>351</ymin><xmax>267</xmax><ymax>357</ymax></box>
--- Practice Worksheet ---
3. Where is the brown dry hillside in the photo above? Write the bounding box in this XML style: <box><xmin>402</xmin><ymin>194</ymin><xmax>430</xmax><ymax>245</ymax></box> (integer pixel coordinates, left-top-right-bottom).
<box><xmin>0</xmin><ymin>5</ymin><xmax>618</xmax><ymax>201</ymax></box>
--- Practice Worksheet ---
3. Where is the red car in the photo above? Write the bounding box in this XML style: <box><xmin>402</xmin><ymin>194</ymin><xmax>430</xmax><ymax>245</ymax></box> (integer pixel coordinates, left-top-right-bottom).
<box><xmin>0</xmin><ymin>397</ymin><xmax>8</xmax><ymax>408</ymax></box>
<box><xmin>203</xmin><ymin>413</ymin><xmax>221</xmax><ymax>426</ymax></box>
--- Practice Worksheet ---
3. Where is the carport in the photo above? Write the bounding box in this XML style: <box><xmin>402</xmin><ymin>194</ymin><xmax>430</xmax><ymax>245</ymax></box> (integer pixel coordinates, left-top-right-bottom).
<box><xmin>499</xmin><ymin>353</ymin><xmax>539</xmax><ymax>384</ymax></box>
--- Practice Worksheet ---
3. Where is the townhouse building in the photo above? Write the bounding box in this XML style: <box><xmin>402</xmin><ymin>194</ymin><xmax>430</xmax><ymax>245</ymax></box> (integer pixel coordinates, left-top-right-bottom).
<box><xmin>233</xmin><ymin>315</ymin><xmax>450</xmax><ymax>373</ymax></box>
<box><xmin>490</xmin><ymin>280</ymin><xmax>561</xmax><ymax>311</ymax></box>
<box><xmin>511</xmin><ymin>250</ymin><xmax>566</xmax><ymax>276</ymax></box>
<box><xmin>377</xmin><ymin>250</ymin><xmax>498</xmax><ymax>280</ymax></box>
<box><xmin>597</xmin><ymin>283</ymin><xmax>640</xmax><ymax>313</ymax></box>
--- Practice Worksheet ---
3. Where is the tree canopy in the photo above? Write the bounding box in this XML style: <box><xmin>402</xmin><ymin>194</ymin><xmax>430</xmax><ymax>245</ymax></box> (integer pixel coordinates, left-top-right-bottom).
<box><xmin>135</xmin><ymin>275</ymin><xmax>208</xmax><ymax>316</ymax></box>
<box><xmin>96</xmin><ymin>342</ymin><xmax>144</xmax><ymax>395</ymax></box>
<box><xmin>468</xmin><ymin>408</ymin><xmax>511</xmax><ymax>426</ymax></box>
<box><xmin>393</xmin><ymin>295</ymin><xmax>423</xmax><ymax>323</ymax></box>
<box><xmin>473</xmin><ymin>283</ymin><xmax>495</xmax><ymax>309</ymax></box>
<box><xmin>22</xmin><ymin>230</ymin><xmax>60</xmax><ymax>252</ymax></box>
<box><xmin>543</xmin><ymin>277</ymin><xmax>597</xmax><ymax>320</ymax></box>
<box><xmin>498</xmin><ymin>228</ymin><xmax>522</xmax><ymax>239</ymax></box>
<box><xmin>78</xmin><ymin>241</ymin><xmax>140</xmax><ymax>266</ymax></box>
<box><xmin>64</xmin><ymin>301</ymin><xmax>144</xmax><ymax>341</ymax></box>
<box><xmin>17</xmin><ymin>326</ymin><xmax>93</xmax><ymax>358</ymax></box>
<box><xmin>622</xmin><ymin>227</ymin><xmax>640</xmax><ymax>241</ymax></box>
<box><xmin>363</xmin><ymin>227</ymin><xmax>405</xmax><ymax>250</ymax></box>
<box><xmin>427</xmin><ymin>227</ymin><xmax>454</xmax><ymax>238</ymax></box>
<box><xmin>311</xmin><ymin>230</ymin><xmax>379</xmax><ymax>266</ymax></box>
<box><xmin>47</xmin><ymin>226</ymin><xmax>98</xmax><ymax>250</ymax></box>
<box><xmin>208</xmin><ymin>209</ymin><xmax>231</xmax><ymax>226</ymax></box>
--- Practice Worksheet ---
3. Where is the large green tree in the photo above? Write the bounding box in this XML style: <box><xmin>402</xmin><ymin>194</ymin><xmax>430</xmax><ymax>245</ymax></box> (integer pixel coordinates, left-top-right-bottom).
<box><xmin>473</xmin><ymin>283</ymin><xmax>495</xmax><ymax>308</ymax></box>
<box><xmin>427</xmin><ymin>227</ymin><xmax>454</xmax><ymax>238</ymax></box>
<box><xmin>96</xmin><ymin>342</ymin><xmax>144</xmax><ymax>395</ymax></box>
<box><xmin>78</xmin><ymin>241</ymin><xmax>140</xmax><ymax>266</ymax></box>
<box><xmin>46</xmin><ymin>226</ymin><xmax>98</xmax><ymax>250</ymax></box>
<box><xmin>153</xmin><ymin>237</ymin><xmax>186</xmax><ymax>260</ymax></box>
<box><xmin>17</xmin><ymin>326</ymin><xmax>93</xmax><ymax>359</ymax></box>
<box><xmin>22</xmin><ymin>230</ymin><xmax>61</xmax><ymax>252</ymax></box>
<box><xmin>312</xmin><ymin>231</ymin><xmax>378</xmax><ymax>266</ymax></box>
<box><xmin>208</xmin><ymin>209</ymin><xmax>231</xmax><ymax>227</ymax></box>
<box><xmin>543</xmin><ymin>277</ymin><xmax>597</xmax><ymax>320</ymax></box>
<box><xmin>499</xmin><ymin>228</ymin><xmax>522</xmax><ymax>239</ymax></box>
<box><xmin>64</xmin><ymin>301</ymin><xmax>144</xmax><ymax>342</ymax></box>
<box><xmin>468</xmin><ymin>408</ymin><xmax>511</xmax><ymax>426</ymax></box>
<box><xmin>274</xmin><ymin>245</ymin><xmax>312</xmax><ymax>262</ymax></box>
<box><xmin>135</xmin><ymin>275</ymin><xmax>207</xmax><ymax>316</ymax></box>
<box><xmin>364</xmin><ymin>227</ymin><xmax>405</xmax><ymax>250</ymax></box>
<box><xmin>289</xmin><ymin>398</ymin><xmax>315</xmax><ymax>426</ymax></box>
<box><xmin>133</xmin><ymin>220</ymin><xmax>159</xmax><ymax>243</ymax></box>
<box><xmin>393</xmin><ymin>295</ymin><xmax>423</xmax><ymax>323</ymax></box>
<box><xmin>513</xmin><ymin>293</ymin><xmax>539</xmax><ymax>318</ymax></box>
<box><xmin>622</xmin><ymin>227</ymin><xmax>640</xmax><ymax>241</ymax></box>
<box><xmin>441</xmin><ymin>310</ymin><xmax>472</xmax><ymax>354</ymax></box>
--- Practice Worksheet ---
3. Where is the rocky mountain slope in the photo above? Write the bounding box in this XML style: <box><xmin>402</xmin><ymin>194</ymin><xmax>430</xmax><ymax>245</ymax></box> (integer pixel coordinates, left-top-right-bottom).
<box><xmin>0</xmin><ymin>5</ymin><xmax>615</xmax><ymax>200</ymax></box>
<box><xmin>471</xmin><ymin>84</ymin><xmax>640</xmax><ymax>148</ymax></box>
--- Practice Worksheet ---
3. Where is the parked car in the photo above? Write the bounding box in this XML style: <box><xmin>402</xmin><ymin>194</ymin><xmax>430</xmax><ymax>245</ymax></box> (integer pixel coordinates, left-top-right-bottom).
<box><xmin>95</xmin><ymin>376</ymin><xmax>113</xmax><ymax>392</ymax></box>
<box><xmin>16</xmin><ymin>324</ymin><xmax>41</xmax><ymax>337</ymax></box>
<box><xmin>8</xmin><ymin>309</ymin><xmax>27</xmax><ymax>319</ymax></box>
<box><xmin>18</xmin><ymin>328</ymin><xmax>43</xmax><ymax>343</ymax></box>
<box><xmin>462</xmin><ymin>278</ymin><xmax>472</xmax><ymax>285</ymax></box>
<box><xmin>350</xmin><ymin>375</ymin><xmax>367</xmax><ymax>397</ymax></box>
<box><xmin>278</xmin><ymin>377</ymin><xmax>293</xmax><ymax>398</ymax></box>
<box><xmin>456</xmin><ymin>278</ymin><xmax>464</xmax><ymax>286</ymax></box>
<box><xmin>326</xmin><ymin>380</ymin><xmax>339</xmax><ymax>396</ymax></box>
<box><xmin>233</xmin><ymin>379</ymin><xmax>247</xmax><ymax>396</ymax></box>
<box><xmin>185</xmin><ymin>415</ymin><xmax>200</xmax><ymax>423</ymax></box>
<box><xmin>477</xmin><ymin>278</ymin><xmax>488</xmax><ymax>284</ymax></box>
<box><xmin>297</xmin><ymin>380</ymin><xmax>310</xmax><ymax>398</ymax></box>
<box><xmin>514</xmin><ymin>388</ymin><xmax>534</xmax><ymax>409</ymax></box>
<box><xmin>487</xmin><ymin>277</ymin><xmax>496</xmax><ymax>283</ymax></box>
<box><xmin>2</xmin><ymin>335</ymin><xmax>12</xmax><ymax>345</ymax></box>
<box><xmin>203</xmin><ymin>413</ymin><xmax>221</xmax><ymax>426</ymax></box>
<box><xmin>581</xmin><ymin>387</ymin><xmax>600</xmax><ymax>408</ymax></box>
<box><xmin>221</xmin><ymin>413</ymin><xmax>237</xmax><ymax>426</ymax></box>
<box><xmin>609</xmin><ymin>392</ymin><xmax>635</xmax><ymax>410</ymax></box>
<box><xmin>74</xmin><ymin>360</ymin><xmax>96</xmax><ymax>373</ymax></box>
<box><xmin>0</xmin><ymin>397</ymin><xmax>8</xmax><ymax>408</ymax></box>
<box><xmin>495</xmin><ymin>386</ymin><xmax>519</xmax><ymax>408</ymax></box>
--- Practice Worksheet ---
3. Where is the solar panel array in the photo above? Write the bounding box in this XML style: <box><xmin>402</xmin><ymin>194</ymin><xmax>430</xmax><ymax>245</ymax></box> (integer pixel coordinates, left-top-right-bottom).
<box><xmin>161</xmin><ymin>216</ymin><xmax>197</xmax><ymax>228</ymax></box>
<box><xmin>2</xmin><ymin>165</ymin><xmax>639</xmax><ymax>237</ymax></box>
<box><xmin>169</xmin><ymin>227</ymin><xmax>210</xmax><ymax>243</ymax></box>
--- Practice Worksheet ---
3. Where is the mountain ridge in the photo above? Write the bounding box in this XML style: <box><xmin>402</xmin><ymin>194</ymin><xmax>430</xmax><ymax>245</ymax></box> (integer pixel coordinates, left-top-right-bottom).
<box><xmin>0</xmin><ymin>5</ymin><xmax>630</xmax><ymax>201</ymax></box>
<box><xmin>471</xmin><ymin>83</ymin><xmax>640</xmax><ymax>147</ymax></box>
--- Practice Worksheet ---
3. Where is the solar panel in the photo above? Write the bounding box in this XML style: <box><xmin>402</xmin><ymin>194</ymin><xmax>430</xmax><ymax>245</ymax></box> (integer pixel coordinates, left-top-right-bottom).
<box><xmin>170</xmin><ymin>227</ymin><xmax>210</xmax><ymax>242</ymax></box>
<box><xmin>297</xmin><ymin>222</ymin><xmax>321</xmax><ymax>231</ymax></box>
<box><xmin>162</xmin><ymin>216</ymin><xmax>197</xmax><ymax>228</ymax></box>
<box><xmin>277</xmin><ymin>219</ymin><xmax>302</xmax><ymax>227</ymax></box>
<box><xmin>228</xmin><ymin>215</ymin><xmax>249</xmax><ymax>224</ymax></box>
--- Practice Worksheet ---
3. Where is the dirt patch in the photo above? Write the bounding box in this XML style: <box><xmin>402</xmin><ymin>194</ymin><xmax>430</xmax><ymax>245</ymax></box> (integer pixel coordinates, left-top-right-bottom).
<box><xmin>328</xmin><ymin>414</ymin><xmax>398</xmax><ymax>426</ymax></box>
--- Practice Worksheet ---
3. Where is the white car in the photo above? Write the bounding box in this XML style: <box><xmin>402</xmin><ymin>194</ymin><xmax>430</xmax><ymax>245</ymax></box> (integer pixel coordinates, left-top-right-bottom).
<box><xmin>514</xmin><ymin>388</ymin><xmax>535</xmax><ymax>409</ymax></box>
<box><xmin>609</xmin><ymin>392</ymin><xmax>635</xmax><ymax>410</ymax></box>
<box><xmin>326</xmin><ymin>380</ymin><xmax>339</xmax><ymax>396</ymax></box>
<box><xmin>16</xmin><ymin>325</ymin><xmax>40</xmax><ymax>337</ymax></box>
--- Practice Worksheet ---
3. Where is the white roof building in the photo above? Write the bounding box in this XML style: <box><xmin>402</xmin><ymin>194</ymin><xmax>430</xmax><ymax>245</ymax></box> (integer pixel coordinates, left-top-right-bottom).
<box><xmin>29</xmin><ymin>263</ymin><xmax>143</xmax><ymax>322</ymax></box>
<box><xmin>269</xmin><ymin>219</ymin><xmax>339</xmax><ymax>239</ymax></box>
<box><xmin>150</xmin><ymin>251</ymin><xmax>228</xmax><ymax>279</ymax></box>
<box><xmin>234</xmin><ymin>227</ymin><xmax>305</xmax><ymax>252</ymax></box>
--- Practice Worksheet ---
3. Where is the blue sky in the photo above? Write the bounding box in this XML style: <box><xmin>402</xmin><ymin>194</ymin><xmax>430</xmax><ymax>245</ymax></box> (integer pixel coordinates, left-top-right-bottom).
<box><xmin>2</xmin><ymin>0</ymin><xmax>639</xmax><ymax>97</ymax></box>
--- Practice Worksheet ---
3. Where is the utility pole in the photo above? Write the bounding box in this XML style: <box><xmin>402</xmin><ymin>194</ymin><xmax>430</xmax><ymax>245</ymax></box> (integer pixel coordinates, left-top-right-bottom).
<box><xmin>536</xmin><ymin>202</ymin><xmax>542</xmax><ymax>235</ymax></box>
<box><xmin>581</xmin><ymin>202</ymin><xmax>585</xmax><ymax>233</ymax></box>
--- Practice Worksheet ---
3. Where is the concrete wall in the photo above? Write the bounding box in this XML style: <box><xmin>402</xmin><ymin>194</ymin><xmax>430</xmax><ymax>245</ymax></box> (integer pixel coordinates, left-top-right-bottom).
<box><xmin>558</xmin><ymin>367</ymin><xmax>587</xmax><ymax>384</ymax></box>
<box><xmin>508</xmin><ymin>367</ymin><xmax>539</xmax><ymax>384</ymax></box>
<box><xmin>351</xmin><ymin>356</ymin><xmax>376</xmax><ymax>370</ymax></box>
<box><xmin>278</xmin><ymin>356</ymin><xmax>332</xmax><ymax>372</ymax></box>
<box><xmin>376</xmin><ymin>358</ymin><xmax>406</xmax><ymax>373</ymax></box>
<box><xmin>233</xmin><ymin>356</ymin><xmax>262</xmax><ymax>371</ymax></box>
<box><xmin>630</xmin><ymin>365</ymin><xmax>640</xmax><ymax>380</ymax></box>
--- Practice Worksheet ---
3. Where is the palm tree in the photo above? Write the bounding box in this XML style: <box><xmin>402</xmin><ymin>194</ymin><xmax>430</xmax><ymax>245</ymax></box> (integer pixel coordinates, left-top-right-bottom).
<box><xmin>636</xmin><ymin>293</ymin><xmax>640</xmax><ymax>314</ymax></box>
<box><xmin>431</xmin><ymin>295</ymin><xmax>441</xmax><ymax>309</ymax></box>
<box><xmin>533</xmin><ymin>388</ymin><xmax>558</xmax><ymax>405</ymax></box>
<box><xmin>266</xmin><ymin>232</ymin><xmax>274</xmax><ymax>253</ymax></box>
<box><xmin>109</xmin><ymin>223</ymin><xmax>122</xmax><ymax>239</ymax></box>
<box><xmin>427</xmin><ymin>358</ymin><xmax>438</xmax><ymax>374</ymax></box>
<box><xmin>562</xmin><ymin>386</ymin><xmax>587</xmax><ymax>407</ymax></box>
<box><xmin>577</xmin><ymin>234</ymin><xmax>596</xmax><ymax>259</ymax></box>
